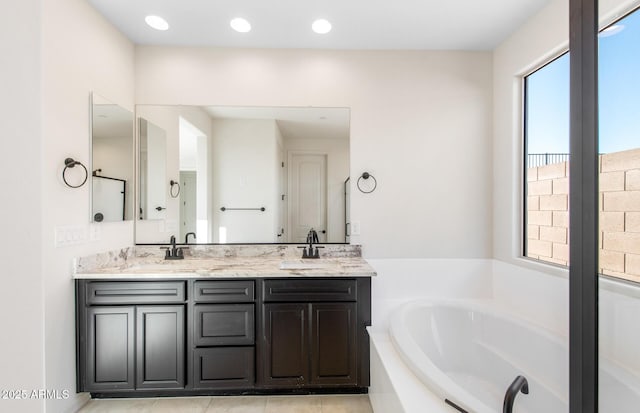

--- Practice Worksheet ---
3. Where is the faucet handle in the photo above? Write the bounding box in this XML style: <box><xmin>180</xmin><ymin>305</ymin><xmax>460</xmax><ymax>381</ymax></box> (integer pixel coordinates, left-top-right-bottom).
<box><xmin>297</xmin><ymin>246</ymin><xmax>309</xmax><ymax>258</ymax></box>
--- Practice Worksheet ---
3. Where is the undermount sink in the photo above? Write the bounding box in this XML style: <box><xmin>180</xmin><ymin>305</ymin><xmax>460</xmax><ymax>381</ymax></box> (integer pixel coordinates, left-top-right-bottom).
<box><xmin>279</xmin><ymin>260</ymin><xmax>329</xmax><ymax>270</ymax></box>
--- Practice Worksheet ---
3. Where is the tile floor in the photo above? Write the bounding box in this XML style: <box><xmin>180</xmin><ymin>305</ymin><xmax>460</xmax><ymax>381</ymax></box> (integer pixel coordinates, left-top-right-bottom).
<box><xmin>77</xmin><ymin>394</ymin><xmax>373</xmax><ymax>413</ymax></box>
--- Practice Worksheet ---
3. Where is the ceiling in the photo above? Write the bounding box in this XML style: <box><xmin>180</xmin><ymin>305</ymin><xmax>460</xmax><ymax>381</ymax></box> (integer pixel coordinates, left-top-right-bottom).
<box><xmin>87</xmin><ymin>0</ymin><xmax>551</xmax><ymax>50</ymax></box>
<box><xmin>92</xmin><ymin>104</ymin><xmax>133</xmax><ymax>139</ymax></box>
<box><xmin>205</xmin><ymin>106</ymin><xmax>350</xmax><ymax>141</ymax></box>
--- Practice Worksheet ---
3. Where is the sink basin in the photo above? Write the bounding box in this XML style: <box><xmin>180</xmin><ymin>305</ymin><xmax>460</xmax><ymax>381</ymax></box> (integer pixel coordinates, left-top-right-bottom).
<box><xmin>279</xmin><ymin>260</ymin><xmax>329</xmax><ymax>270</ymax></box>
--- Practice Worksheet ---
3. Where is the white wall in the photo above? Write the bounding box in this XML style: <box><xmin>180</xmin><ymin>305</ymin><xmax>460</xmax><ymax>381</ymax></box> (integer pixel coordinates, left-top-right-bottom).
<box><xmin>0</xmin><ymin>1</ymin><xmax>45</xmax><ymax>412</ymax></box>
<box><xmin>368</xmin><ymin>259</ymin><xmax>494</xmax><ymax>332</ymax></box>
<box><xmin>135</xmin><ymin>47</ymin><xmax>494</xmax><ymax>258</ymax></box>
<box><xmin>211</xmin><ymin>119</ymin><xmax>280</xmax><ymax>243</ymax></box>
<box><xmin>41</xmin><ymin>0</ymin><xmax>135</xmax><ymax>412</ymax></box>
<box><xmin>284</xmin><ymin>137</ymin><xmax>349</xmax><ymax>242</ymax></box>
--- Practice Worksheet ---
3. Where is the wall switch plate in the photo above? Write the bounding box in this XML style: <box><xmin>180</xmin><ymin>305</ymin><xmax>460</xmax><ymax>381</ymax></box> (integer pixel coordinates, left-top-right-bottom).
<box><xmin>351</xmin><ymin>221</ymin><xmax>361</xmax><ymax>235</ymax></box>
<box><xmin>55</xmin><ymin>225</ymin><xmax>89</xmax><ymax>247</ymax></box>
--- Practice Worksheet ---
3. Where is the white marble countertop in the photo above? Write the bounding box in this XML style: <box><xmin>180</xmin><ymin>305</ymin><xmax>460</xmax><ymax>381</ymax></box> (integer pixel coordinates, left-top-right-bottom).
<box><xmin>73</xmin><ymin>245</ymin><xmax>376</xmax><ymax>279</ymax></box>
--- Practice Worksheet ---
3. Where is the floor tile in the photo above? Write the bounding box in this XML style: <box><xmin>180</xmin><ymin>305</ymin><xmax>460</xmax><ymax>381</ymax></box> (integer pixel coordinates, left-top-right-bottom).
<box><xmin>319</xmin><ymin>395</ymin><xmax>373</xmax><ymax>413</ymax></box>
<box><xmin>152</xmin><ymin>396</ymin><xmax>212</xmax><ymax>412</ymax></box>
<box><xmin>77</xmin><ymin>394</ymin><xmax>371</xmax><ymax>413</ymax></box>
<box><xmin>76</xmin><ymin>398</ymin><xmax>157</xmax><ymax>413</ymax></box>
<box><xmin>264</xmin><ymin>395</ymin><xmax>322</xmax><ymax>413</ymax></box>
<box><xmin>205</xmin><ymin>395</ymin><xmax>267</xmax><ymax>413</ymax></box>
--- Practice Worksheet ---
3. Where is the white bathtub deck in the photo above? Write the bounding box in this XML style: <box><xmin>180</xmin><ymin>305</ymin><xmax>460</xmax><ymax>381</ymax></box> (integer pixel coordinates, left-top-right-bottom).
<box><xmin>368</xmin><ymin>329</ymin><xmax>451</xmax><ymax>413</ymax></box>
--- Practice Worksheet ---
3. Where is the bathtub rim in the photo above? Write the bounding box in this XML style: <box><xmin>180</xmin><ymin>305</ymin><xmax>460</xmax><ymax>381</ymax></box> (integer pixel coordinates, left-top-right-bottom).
<box><xmin>389</xmin><ymin>298</ymin><xmax>578</xmax><ymax>413</ymax></box>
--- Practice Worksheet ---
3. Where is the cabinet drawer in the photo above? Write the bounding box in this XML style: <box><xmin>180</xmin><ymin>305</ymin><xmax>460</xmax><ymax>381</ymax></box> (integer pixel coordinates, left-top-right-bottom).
<box><xmin>263</xmin><ymin>279</ymin><xmax>357</xmax><ymax>302</ymax></box>
<box><xmin>194</xmin><ymin>280</ymin><xmax>255</xmax><ymax>303</ymax></box>
<box><xmin>193</xmin><ymin>347</ymin><xmax>254</xmax><ymax>389</ymax></box>
<box><xmin>86</xmin><ymin>281</ymin><xmax>185</xmax><ymax>305</ymax></box>
<box><xmin>194</xmin><ymin>304</ymin><xmax>255</xmax><ymax>346</ymax></box>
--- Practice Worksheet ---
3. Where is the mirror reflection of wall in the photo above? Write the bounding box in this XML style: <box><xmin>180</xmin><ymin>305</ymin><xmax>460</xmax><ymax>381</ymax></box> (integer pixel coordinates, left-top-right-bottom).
<box><xmin>179</xmin><ymin>117</ymin><xmax>209</xmax><ymax>243</ymax></box>
<box><xmin>138</xmin><ymin>117</ymin><xmax>167</xmax><ymax>221</ymax></box>
<box><xmin>90</xmin><ymin>93</ymin><xmax>134</xmax><ymax>223</ymax></box>
<box><xmin>135</xmin><ymin>105</ymin><xmax>350</xmax><ymax>245</ymax></box>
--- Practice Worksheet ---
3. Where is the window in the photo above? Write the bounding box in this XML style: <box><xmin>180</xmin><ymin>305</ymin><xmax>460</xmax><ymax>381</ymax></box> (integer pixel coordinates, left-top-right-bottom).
<box><xmin>524</xmin><ymin>8</ymin><xmax>640</xmax><ymax>283</ymax></box>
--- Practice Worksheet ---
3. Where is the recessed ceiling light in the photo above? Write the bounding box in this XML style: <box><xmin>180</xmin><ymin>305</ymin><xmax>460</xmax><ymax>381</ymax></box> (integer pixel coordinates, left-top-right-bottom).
<box><xmin>145</xmin><ymin>15</ymin><xmax>169</xmax><ymax>31</ymax></box>
<box><xmin>230</xmin><ymin>18</ymin><xmax>251</xmax><ymax>33</ymax></box>
<box><xmin>312</xmin><ymin>19</ymin><xmax>332</xmax><ymax>34</ymax></box>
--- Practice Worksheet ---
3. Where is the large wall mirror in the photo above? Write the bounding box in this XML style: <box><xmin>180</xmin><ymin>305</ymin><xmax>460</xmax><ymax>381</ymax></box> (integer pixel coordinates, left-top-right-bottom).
<box><xmin>135</xmin><ymin>105</ymin><xmax>350</xmax><ymax>245</ymax></box>
<box><xmin>90</xmin><ymin>93</ymin><xmax>134</xmax><ymax>222</ymax></box>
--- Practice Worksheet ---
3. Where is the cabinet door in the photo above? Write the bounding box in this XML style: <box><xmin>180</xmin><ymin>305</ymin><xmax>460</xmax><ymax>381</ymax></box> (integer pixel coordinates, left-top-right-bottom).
<box><xmin>310</xmin><ymin>303</ymin><xmax>358</xmax><ymax>386</ymax></box>
<box><xmin>86</xmin><ymin>306</ymin><xmax>135</xmax><ymax>391</ymax></box>
<box><xmin>193</xmin><ymin>347</ymin><xmax>254</xmax><ymax>389</ymax></box>
<box><xmin>136</xmin><ymin>305</ymin><xmax>185</xmax><ymax>389</ymax></box>
<box><xmin>261</xmin><ymin>303</ymin><xmax>308</xmax><ymax>386</ymax></box>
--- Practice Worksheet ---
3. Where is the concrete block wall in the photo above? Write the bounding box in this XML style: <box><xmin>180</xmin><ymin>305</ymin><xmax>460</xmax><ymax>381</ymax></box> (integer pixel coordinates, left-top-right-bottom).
<box><xmin>526</xmin><ymin>148</ymin><xmax>640</xmax><ymax>282</ymax></box>
<box><xmin>526</xmin><ymin>160</ymin><xmax>569</xmax><ymax>266</ymax></box>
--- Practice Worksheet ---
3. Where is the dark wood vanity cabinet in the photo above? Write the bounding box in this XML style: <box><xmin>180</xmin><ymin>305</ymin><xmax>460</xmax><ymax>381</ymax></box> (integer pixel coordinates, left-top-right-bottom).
<box><xmin>192</xmin><ymin>280</ymin><xmax>256</xmax><ymax>389</ymax></box>
<box><xmin>77</xmin><ymin>282</ymin><xmax>186</xmax><ymax>393</ymax></box>
<box><xmin>76</xmin><ymin>277</ymin><xmax>371</xmax><ymax>396</ymax></box>
<box><xmin>258</xmin><ymin>278</ymin><xmax>369</xmax><ymax>389</ymax></box>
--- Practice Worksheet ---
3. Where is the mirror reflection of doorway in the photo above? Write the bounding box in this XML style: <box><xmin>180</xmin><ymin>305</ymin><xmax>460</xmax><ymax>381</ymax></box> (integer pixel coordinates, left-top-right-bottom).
<box><xmin>179</xmin><ymin>171</ymin><xmax>197</xmax><ymax>240</ymax></box>
<box><xmin>179</xmin><ymin>117</ymin><xmax>209</xmax><ymax>242</ymax></box>
<box><xmin>289</xmin><ymin>153</ymin><xmax>327</xmax><ymax>243</ymax></box>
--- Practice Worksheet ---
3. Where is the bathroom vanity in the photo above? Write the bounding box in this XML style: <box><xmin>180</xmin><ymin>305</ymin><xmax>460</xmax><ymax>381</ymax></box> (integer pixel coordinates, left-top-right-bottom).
<box><xmin>74</xmin><ymin>245</ymin><xmax>374</xmax><ymax>398</ymax></box>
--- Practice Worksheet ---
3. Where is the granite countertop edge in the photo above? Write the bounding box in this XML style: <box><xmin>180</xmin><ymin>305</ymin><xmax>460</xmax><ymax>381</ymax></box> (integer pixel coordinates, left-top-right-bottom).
<box><xmin>72</xmin><ymin>245</ymin><xmax>376</xmax><ymax>280</ymax></box>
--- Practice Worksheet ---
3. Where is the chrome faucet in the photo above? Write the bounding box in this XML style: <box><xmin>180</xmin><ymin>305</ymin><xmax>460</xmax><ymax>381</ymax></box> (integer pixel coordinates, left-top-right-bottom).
<box><xmin>164</xmin><ymin>235</ymin><xmax>185</xmax><ymax>260</ymax></box>
<box><xmin>185</xmin><ymin>232</ymin><xmax>196</xmax><ymax>244</ymax></box>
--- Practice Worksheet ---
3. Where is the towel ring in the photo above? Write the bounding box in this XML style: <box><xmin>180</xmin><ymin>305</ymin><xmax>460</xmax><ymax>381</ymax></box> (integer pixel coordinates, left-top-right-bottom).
<box><xmin>170</xmin><ymin>180</ymin><xmax>181</xmax><ymax>198</ymax></box>
<box><xmin>62</xmin><ymin>158</ymin><xmax>88</xmax><ymax>188</ymax></box>
<box><xmin>357</xmin><ymin>172</ymin><xmax>377</xmax><ymax>194</ymax></box>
